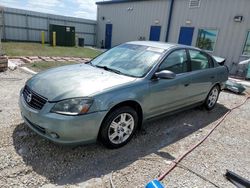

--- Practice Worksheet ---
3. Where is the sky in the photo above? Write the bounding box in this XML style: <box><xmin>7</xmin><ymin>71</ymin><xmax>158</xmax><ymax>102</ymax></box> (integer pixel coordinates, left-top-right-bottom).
<box><xmin>0</xmin><ymin>0</ymin><xmax>102</xmax><ymax>20</ymax></box>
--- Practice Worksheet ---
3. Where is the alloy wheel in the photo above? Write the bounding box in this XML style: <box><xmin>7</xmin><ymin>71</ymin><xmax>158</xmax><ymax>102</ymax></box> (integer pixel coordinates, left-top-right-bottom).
<box><xmin>108</xmin><ymin>113</ymin><xmax>135</xmax><ymax>144</ymax></box>
<box><xmin>207</xmin><ymin>87</ymin><xmax>219</xmax><ymax>108</ymax></box>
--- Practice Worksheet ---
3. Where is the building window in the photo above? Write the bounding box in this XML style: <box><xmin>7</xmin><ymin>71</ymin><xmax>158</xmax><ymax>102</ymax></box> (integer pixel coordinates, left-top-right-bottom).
<box><xmin>243</xmin><ymin>31</ymin><xmax>250</xmax><ymax>56</ymax></box>
<box><xmin>189</xmin><ymin>0</ymin><xmax>201</xmax><ymax>8</ymax></box>
<box><xmin>196</xmin><ymin>29</ymin><xmax>218</xmax><ymax>51</ymax></box>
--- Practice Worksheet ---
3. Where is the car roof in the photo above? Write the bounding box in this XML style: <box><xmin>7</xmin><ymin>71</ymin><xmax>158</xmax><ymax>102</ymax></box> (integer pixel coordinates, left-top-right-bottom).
<box><xmin>126</xmin><ymin>41</ymin><xmax>200</xmax><ymax>51</ymax></box>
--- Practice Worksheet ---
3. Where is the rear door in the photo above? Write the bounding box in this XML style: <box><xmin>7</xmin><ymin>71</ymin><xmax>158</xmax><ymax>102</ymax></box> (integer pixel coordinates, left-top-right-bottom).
<box><xmin>148</xmin><ymin>49</ymin><xmax>193</xmax><ymax>117</ymax></box>
<box><xmin>187</xmin><ymin>49</ymin><xmax>217</xmax><ymax>102</ymax></box>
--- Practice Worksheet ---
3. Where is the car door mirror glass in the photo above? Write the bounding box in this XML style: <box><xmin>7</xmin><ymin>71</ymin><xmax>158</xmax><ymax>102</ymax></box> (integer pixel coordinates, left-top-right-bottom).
<box><xmin>155</xmin><ymin>70</ymin><xmax>176</xmax><ymax>79</ymax></box>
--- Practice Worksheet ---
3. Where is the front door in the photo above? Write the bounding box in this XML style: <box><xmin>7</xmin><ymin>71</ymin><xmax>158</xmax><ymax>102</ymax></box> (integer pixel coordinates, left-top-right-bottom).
<box><xmin>178</xmin><ymin>27</ymin><xmax>194</xmax><ymax>46</ymax></box>
<box><xmin>148</xmin><ymin>49</ymin><xmax>193</xmax><ymax>118</ymax></box>
<box><xmin>149</xmin><ymin>26</ymin><xmax>161</xmax><ymax>41</ymax></box>
<box><xmin>105</xmin><ymin>24</ymin><xmax>112</xmax><ymax>49</ymax></box>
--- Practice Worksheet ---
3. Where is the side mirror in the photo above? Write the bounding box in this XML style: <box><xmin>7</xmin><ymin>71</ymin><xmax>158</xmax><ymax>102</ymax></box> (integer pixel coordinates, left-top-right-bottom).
<box><xmin>155</xmin><ymin>70</ymin><xmax>176</xmax><ymax>79</ymax></box>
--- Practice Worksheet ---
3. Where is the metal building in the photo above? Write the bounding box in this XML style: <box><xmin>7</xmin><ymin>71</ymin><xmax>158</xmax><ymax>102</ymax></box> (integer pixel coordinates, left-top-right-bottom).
<box><xmin>0</xmin><ymin>7</ymin><xmax>97</xmax><ymax>46</ymax></box>
<box><xmin>96</xmin><ymin>0</ymin><xmax>170</xmax><ymax>48</ymax></box>
<box><xmin>96</xmin><ymin>0</ymin><xmax>250</xmax><ymax>73</ymax></box>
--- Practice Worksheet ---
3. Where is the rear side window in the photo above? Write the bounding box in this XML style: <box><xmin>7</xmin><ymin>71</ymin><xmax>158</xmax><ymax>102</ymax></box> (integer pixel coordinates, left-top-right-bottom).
<box><xmin>189</xmin><ymin>50</ymin><xmax>210</xmax><ymax>71</ymax></box>
<box><xmin>159</xmin><ymin>49</ymin><xmax>188</xmax><ymax>74</ymax></box>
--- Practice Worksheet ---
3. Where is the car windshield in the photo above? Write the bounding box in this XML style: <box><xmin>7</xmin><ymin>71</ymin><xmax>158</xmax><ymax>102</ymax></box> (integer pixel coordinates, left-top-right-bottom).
<box><xmin>90</xmin><ymin>44</ymin><xmax>164</xmax><ymax>77</ymax></box>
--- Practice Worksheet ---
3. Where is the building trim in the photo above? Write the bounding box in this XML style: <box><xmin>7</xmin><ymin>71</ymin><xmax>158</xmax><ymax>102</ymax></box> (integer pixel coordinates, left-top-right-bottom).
<box><xmin>165</xmin><ymin>0</ymin><xmax>175</xmax><ymax>42</ymax></box>
<box><xmin>96</xmin><ymin>0</ymin><xmax>150</xmax><ymax>5</ymax></box>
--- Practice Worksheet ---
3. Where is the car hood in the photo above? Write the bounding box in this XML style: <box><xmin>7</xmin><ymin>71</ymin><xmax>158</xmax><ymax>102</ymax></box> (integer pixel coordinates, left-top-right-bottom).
<box><xmin>26</xmin><ymin>64</ymin><xmax>136</xmax><ymax>101</ymax></box>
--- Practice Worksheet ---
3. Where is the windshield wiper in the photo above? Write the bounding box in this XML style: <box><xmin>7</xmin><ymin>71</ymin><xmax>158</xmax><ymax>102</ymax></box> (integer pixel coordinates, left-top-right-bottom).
<box><xmin>96</xmin><ymin>65</ymin><xmax>122</xmax><ymax>75</ymax></box>
<box><xmin>87</xmin><ymin>61</ymin><xmax>94</xmax><ymax>66</ymax></box>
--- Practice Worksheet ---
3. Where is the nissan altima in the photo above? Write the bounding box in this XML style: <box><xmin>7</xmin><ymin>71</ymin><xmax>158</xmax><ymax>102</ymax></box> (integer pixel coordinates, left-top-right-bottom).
<box><xmin>19</xmin><ymin>41</ymin><xmax>228</xmax><ymax>148</ymax></box>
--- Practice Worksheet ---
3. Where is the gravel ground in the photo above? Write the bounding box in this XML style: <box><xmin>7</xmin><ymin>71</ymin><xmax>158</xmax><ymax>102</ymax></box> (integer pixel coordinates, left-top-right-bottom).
<box><xmin>0</xmin><ymin>69</ymin><xmax>249</xmax><ymax>188</ymax></box>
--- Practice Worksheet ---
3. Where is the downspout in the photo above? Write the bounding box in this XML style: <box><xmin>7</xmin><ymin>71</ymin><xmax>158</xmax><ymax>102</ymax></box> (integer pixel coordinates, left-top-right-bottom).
<box><xmin>165</xmin><ymin>0</ymin><xmax>175</xmax><ymax>42</ymax></box>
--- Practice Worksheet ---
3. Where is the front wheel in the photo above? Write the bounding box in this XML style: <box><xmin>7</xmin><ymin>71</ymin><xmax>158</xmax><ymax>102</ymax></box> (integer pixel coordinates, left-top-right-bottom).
<box><xmin>99</xmin><ymin>106</ymin><xmax>138</xmax><ymax>149</ymax></box>
<box><xmin>204</xmin><ymin>85</ymin><xmax>220</xmax><ymax>110</ymax></box>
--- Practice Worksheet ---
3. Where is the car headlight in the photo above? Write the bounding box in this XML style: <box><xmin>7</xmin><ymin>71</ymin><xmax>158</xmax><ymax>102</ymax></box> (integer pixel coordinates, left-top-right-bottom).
<box><xmin>51</xmin><ymin>98</ymin><xmax>93</xmax><ymax>115</ymax></box>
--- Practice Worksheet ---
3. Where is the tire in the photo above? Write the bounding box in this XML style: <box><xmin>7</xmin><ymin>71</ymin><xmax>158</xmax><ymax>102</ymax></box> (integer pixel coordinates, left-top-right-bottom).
<box><xmin>99</xmin><ymin>106</ymin><xmax>138</xmax><ymax>149</ymax></box>
<box><xmin>204</xmin><ymin>85</ymin><xmax>220</xmax><ymax>111</ymax></box>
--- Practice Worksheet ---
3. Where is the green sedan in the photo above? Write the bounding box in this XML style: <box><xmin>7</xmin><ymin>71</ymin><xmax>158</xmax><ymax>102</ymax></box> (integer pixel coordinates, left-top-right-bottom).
<box><xmin>19</xmin><ymin>41</ymin><xmax>228</xmax><ymax>148</ymax></box>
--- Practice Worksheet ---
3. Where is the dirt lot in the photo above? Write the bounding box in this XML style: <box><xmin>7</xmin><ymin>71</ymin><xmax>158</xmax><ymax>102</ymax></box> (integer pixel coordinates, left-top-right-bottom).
<box><xmin>0</xmin><ymin>69</ymin><xmax>249</xmax><ymax>188</ymax></box>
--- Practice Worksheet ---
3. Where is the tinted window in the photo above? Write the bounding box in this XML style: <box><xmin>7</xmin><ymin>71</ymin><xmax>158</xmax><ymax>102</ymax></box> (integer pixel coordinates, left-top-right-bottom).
<box><xmin>243</xmin><ymin>31</ymin><xmax>250</xmax><ymax>55</ymax></box>
<box><xmin>189</xmin><ymin>50</ymin><xmax>210</xmax><ymax>71</ymax></box>
<box><xmin>159</xmin><ymin>50</ymin><xmax>188</xmax><ymax>74</ymax></box>
<box><xmin>196</xmin><ymin>29</ymin><xmax>218</xmax><ymax>51</ymax></box>
<box><xmin>91</xmin><ymin>44</ymin><xmax>164</xmax><ymax>77</ymax></box>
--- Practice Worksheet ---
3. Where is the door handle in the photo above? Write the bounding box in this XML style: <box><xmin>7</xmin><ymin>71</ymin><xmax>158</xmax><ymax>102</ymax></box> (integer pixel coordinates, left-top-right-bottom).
<box><xmin>210</xmin><ymin>76</ymin><xmax>215</xmax><ymax>79</ymax></box>
<box><xmin>184</xmin><ymin>83</ymin><xmax>190</xmax><ymax>87</ymax></box>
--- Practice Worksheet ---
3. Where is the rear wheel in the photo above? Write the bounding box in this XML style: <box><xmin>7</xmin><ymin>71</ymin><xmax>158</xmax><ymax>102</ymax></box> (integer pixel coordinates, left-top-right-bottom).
<box><xmin>204</xmin><ymin>85</ymin><xmax>220</xmax><ymax>110</ymax></box>
<box><xmin>99</xmin><ymin>106</ymin><xmax>138</xmax><ymax>149</ymax></box>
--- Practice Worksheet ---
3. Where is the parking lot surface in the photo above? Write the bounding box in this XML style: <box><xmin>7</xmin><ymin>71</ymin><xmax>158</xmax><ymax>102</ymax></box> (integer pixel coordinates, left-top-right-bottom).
<box><xmin>0</xmin><ymin>69</ymin><xmax>249</xmax><ymax>188</ymax></box>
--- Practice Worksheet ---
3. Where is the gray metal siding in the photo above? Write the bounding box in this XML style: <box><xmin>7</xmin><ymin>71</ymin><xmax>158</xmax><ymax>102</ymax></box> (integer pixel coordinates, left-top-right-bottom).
<box><xmin>97</xmin><ymin>0</ymin><xmax>250</xmax><ymax>72</ymax></box>
<box><xmin>168</xmin><ymin>0</ymin><xmax>250</xmax><ymax>68</ymax></box>
<box><xmin>97</xmin><ymin>0</ymin><xmax>170</xmax><ymax>47</ymax></box>
<box><xmin>28</xmin><ymin>17</ymin><xmax>47</xmax><ymax>29</ymax></box>
<box><xmin>0</xmin><ymin>7</ymin><xmax>97</xmax><ymax>46</ymax></box>
<box><xmin>5</xmin><ymin>27</ymin><xmax>26</xmax><ymax>41</ymax></box>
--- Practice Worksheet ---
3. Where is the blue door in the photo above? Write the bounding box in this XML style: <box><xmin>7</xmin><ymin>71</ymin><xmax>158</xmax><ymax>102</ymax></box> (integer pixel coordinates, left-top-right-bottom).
<box><xmin>149</xmin><ymin>26</ymin><xmax>161</xmax><ymax>41</ymax></box>
<box><xmin>105</xmin><ymin>24</ymin><xmax>112</xmax><ymax>49</ymax></box>
<box><xmin>178</xmin><ymin>27</ymin><xmax>194</xmax><ymax>45</ymax></box>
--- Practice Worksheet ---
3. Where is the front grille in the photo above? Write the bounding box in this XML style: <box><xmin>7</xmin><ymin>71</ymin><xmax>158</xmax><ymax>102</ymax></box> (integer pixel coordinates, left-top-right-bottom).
<box><xmin>22</xmin><ymin>85</ymin><xmax>47</xmax><ymax>110</ymax></box>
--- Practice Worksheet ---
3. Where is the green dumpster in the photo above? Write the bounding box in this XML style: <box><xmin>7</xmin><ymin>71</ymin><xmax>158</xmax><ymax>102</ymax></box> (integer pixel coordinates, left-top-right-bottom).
<box><xmin>49</xmin><ymin>24</ymin><xmax>75</xmax><ymax>47</ymax></box>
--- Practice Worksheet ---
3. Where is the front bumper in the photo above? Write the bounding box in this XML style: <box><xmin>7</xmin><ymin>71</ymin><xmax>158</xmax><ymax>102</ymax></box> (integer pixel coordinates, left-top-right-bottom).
<box><xmin>19</xmin><ymin>92</ymin><xmax>107</xmax><ymax>145</ymax></box>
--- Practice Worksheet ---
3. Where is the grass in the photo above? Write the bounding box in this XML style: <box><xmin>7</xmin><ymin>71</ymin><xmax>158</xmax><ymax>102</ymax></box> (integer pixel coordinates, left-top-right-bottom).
<box><xmin>2</xmin><ymin>42</ymin><xmax>102</xmax><ymax>58</ymax></box>
<box><xmin>25</xmin><ymin>61</ymin><xmax>78</xmax><ymax>72</ymax></box>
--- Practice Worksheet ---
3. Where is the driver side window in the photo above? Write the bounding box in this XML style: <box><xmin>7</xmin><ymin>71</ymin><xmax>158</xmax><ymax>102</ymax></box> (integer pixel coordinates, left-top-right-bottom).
<box><xmin>159</xmin><ymin>49</ymin><xmax>188</xmax><ymax>74</ymax></box>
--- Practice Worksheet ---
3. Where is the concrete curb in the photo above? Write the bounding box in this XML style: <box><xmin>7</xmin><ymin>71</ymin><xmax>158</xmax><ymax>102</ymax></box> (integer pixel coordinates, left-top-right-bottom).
<box><xmin>19</xmin><ymin>67</ymin><xmax>37</xmax><ymax>75</ymax></box>
<box><xmin>7</xmin><ymin>56</ymin><xmax>92</xmax><ymax>63</ymax></box>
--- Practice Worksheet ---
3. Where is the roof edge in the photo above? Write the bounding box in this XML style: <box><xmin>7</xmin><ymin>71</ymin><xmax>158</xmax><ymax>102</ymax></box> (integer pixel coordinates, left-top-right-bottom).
<box><xmin>96</xmin><ymin>0</ymin><xmax>150</xmax><ymax>5</ymax></box>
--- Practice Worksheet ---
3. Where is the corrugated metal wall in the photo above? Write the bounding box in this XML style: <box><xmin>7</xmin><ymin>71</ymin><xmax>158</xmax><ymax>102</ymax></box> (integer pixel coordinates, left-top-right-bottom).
<box><xmin>97</xmin><ymin>0</ymin><xmax>170</xmax><ymax>47</ymax></box>
<box><xmin>0</xmin><ymin>7</ymin><xmax>97</xmax><ymax>46</ymax></box>
<box><xmin>168</xmin><ymin>0</ymin><xmax>250</xmax><ymax>69</ymax></box>
<box><xmin>97</xmin><ymin>0</ymin><xmax>250</xmax><ymax>72</ymax></box>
